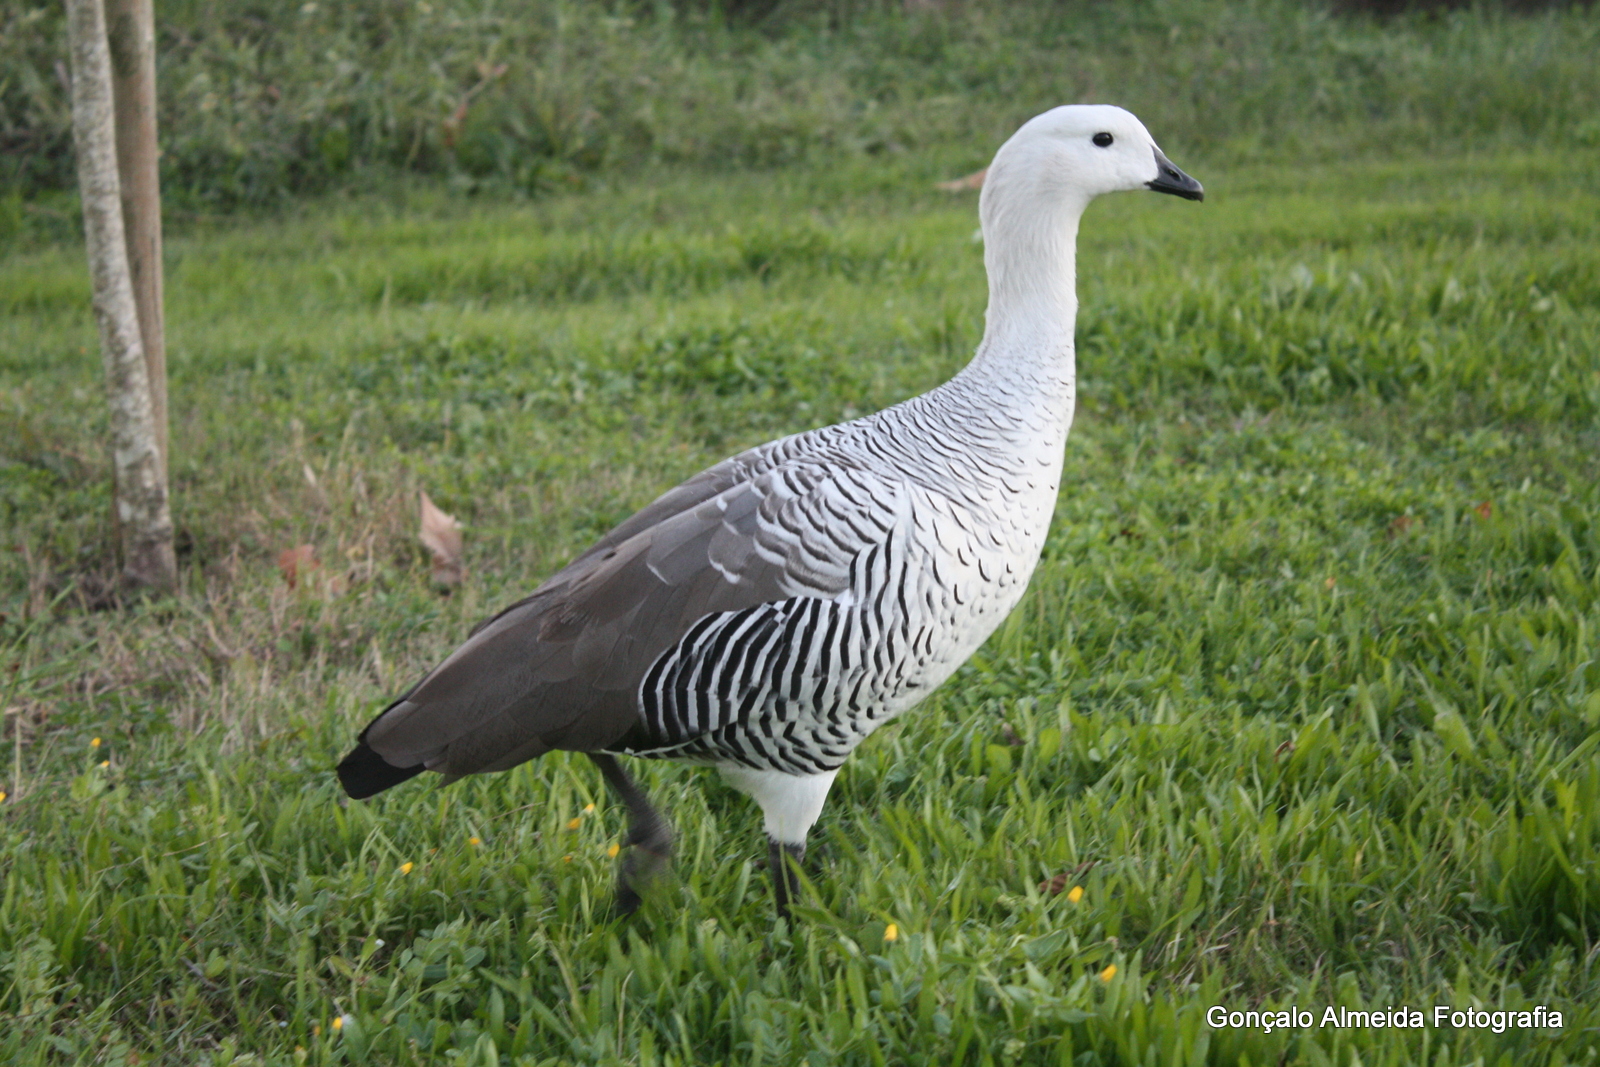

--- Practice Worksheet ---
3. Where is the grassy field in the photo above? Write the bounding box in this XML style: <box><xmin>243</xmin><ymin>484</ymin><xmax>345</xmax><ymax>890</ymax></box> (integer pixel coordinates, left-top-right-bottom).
<box><xmin>4</xmin><ymin>136</ymin><xmax>1600</xmax><ymax>1064</ymax></box>
<box><xmin>6</xmin><ymin>0</ymin><xmax>1600</xmax><ymax>214</ymax></box>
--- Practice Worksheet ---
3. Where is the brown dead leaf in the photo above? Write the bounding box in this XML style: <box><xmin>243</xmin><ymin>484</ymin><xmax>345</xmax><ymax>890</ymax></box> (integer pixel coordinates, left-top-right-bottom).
<box><xmin>419</xmin><ymin>491</ymin><xmax>466</xmax><ymax>587</ymax></box>
<box><xmin>1039</xmin><ymin>860</ymin><xmax>1097</xmax><ymax>896</ymax></box>
<box><xmin>277</xmin><ymin>544</ymin><xmax>317</xmax><ymax>589</ymax></box>
<box><xmin>935</xmin><ymin>167</ymin><xmax>987</xmax><ymax>192</ymax></box>
<box><xmin>1473</xmin><ymin>501</ymin><xmax>1493</xmax><ymax>521</ymax></box>
<box><xmin>1387</xmin><ymin>515</ymin><xmax>1421</xmax><ymax>539</ymax></box>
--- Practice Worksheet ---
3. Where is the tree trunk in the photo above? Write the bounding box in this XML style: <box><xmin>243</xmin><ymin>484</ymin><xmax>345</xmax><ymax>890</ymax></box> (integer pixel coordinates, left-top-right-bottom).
<box><xmin>106</xmin><ymin>0</ymin><xmax>166</xmax><ymax>479</ymax></box>
<box><xmin>65</xmin><ymin>0</ymin><xmax>176</xmax><ymax>592</ymax></box>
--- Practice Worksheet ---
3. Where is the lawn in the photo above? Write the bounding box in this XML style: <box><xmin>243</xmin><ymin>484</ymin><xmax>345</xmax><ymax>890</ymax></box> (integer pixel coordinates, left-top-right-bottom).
<box><xmin>2</xmin><ymin>136</ymin><xmax>1599</xmax><ymax>1064</ymax></box>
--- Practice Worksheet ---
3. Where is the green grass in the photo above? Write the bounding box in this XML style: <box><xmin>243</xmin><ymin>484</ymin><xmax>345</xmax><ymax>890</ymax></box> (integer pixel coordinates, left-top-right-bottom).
<box><xmin>5</xmin><ymin>0</ymin><xmax>1600</xmax><ymax>218</ymax></box>
<box><xmin>3</xmin><ymin>143</ymin><xmax>1600</xmax><ymax>1064</ymax></box>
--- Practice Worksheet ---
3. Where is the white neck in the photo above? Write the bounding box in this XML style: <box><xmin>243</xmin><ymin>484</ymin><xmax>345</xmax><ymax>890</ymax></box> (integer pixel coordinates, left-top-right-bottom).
<box><xmin>960</xmin><ymin>186</ymin><xmax>1085</xmax><ymax>391</ymax></box>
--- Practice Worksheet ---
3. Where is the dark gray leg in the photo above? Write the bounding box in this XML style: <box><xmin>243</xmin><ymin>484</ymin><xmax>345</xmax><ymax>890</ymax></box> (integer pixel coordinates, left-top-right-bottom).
<box><xmin>589</xmin><ymin>754</ymin><xmax>673</xmax><ymax>916</ymax></box>
<box><xmin>769</xmin><ymin>838</ymin><xmax>807</xmax><ymax>919</ymax></box>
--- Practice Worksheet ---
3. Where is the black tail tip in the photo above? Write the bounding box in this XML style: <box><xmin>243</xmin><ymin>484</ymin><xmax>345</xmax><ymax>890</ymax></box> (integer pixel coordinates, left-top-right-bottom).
<box><xmin>337</xmin><ymin>741</ymin><xmax>425</xmax><ymax>799</ymax></box>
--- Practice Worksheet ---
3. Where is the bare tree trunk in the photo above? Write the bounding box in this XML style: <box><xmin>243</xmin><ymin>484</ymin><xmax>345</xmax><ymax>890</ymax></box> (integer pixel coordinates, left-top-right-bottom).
<box><xmin>106</xmin><ymin>0</ymin><xmax>166</xmax><ymax>478</ymax></box>
<box><xmin>66</xmin><ymin>0</ymin><xmax>176</xmax><ymax>592</ymax></box>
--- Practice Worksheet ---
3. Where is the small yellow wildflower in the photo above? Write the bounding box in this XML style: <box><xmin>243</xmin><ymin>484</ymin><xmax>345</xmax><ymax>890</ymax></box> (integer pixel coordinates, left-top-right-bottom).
<box><xmin>583</xmin><ymin>803</ymin><xmax>596</xmax><ymax>813</ymax></box>
<box><xmin>1099</xmin><ymin>964</ymin><xmax>1118</xmax><ymax>982</ymax></box>
<box><xmin>0</xmin><ymin>792</ymin><xmax>8</xmax><ymax>803</ymax></box>
<box><xmin>1066</xmin><ymin>885</ymin><xmax>1084</xmax><ymax>904</ymax></box>
<box><xmin>883</xmin><ymin>924</ymin><xmax>899</xmax><ymax>943</ymax></box>
<box><xmin>91</xmin><ymin>737</ymin><xmax>102</xmax><ymax>748</ymax></box>
<box><xmin>99</xmin><ymin>760</ymin><xmax>110</xmax><ymax>768</ymax></box>
<box><xmin>331</xmin><ymin>1016</ymin><xmax>343</xmax><ymax>1031</ymax></box>
<box><xmin>562</xmin><ymin>854</ymin><xmax>574</xmax><ymax>863</ymax></box>
<box><xmin>312</xmin><ymin>1025</ymin><xmax>322</xmax><ymax>1037</ymax></box>
<box><xmin>468</xmin><ymin>836</ymin><xmax>481</xmax><ymax>847</ymax></box>
<box><xmin>566</xmin><ymin>817</ymin><xmax>582</xmax><ymax>830</ymax></box>
<box><xmin>607</xmin><ymin>843</ymin><xmax>621</xmax><ymax>858</ymax></box>
<box><xmin>398</xmin><ymin>862</ymin><xmax>414</xmax><ymax>875</ymax></box>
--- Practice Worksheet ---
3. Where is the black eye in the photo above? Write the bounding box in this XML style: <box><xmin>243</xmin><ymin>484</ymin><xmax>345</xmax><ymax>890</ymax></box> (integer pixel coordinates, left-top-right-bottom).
<box><xmin>1092</xmin><ymin>132</ymin><xmax>1114</xmax><ymax>148</ymax></box>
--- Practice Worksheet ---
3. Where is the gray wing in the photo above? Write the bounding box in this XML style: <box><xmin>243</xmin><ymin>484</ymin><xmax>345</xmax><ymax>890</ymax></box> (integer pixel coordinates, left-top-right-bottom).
<box><xmin>561</xmin><ymin>428</ymin><xmax>822</xmax><ymax>573</ymax></box>
<box><xmin>361</xmin><ymin>449</ymin><xmax>891</xmax><ymax>779</ymax></box>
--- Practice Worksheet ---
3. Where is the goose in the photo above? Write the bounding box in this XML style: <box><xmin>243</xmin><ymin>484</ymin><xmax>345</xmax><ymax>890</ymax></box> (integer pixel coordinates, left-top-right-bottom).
<box><xmin>337</xmin><ymin>104</ymin><xmax>1203</xmax><ymax>918</ymax></box>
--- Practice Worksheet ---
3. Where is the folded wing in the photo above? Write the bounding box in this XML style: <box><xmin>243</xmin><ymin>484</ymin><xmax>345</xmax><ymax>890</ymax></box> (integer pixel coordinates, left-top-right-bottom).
<box><xmin>349</xmin><ymin>451</ymin><xmax>895</xmax><ymax>786</ymax></box>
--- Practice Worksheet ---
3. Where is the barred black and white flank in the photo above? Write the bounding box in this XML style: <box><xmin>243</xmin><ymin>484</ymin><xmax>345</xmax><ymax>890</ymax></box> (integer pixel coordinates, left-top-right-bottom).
<box><xmin>337</xmin><ymin>105</ymin><xmax>1203</xmax><ymax>918</ymax></box>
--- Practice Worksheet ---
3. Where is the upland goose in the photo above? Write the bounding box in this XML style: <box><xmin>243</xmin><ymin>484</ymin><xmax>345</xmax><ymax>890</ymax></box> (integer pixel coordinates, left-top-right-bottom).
<box><xmin>338</xmin><ymin>105</ymin><xmax>1202</xmax><ymax>918</ymax></box>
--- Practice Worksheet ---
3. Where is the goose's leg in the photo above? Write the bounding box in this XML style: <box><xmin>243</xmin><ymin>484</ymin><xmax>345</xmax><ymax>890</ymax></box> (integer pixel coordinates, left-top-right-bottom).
<box><xmin>589</xmin><ymin>754</ymin><xmax>673</xmax><ymax>916</ymax></box>
<box><xmin>769</xmin><ymin>837</ymin><xmax>807</xmax><ymax>919</ymax></box>
<box><xmin>717</xmin><ymin>766</ymin><xmax>840</xmax><ymax>920</ymax></box>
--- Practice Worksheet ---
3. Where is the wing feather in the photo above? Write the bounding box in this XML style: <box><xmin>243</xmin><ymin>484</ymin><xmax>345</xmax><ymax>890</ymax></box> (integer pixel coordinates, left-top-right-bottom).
<box><xmin>360</xmin><ymin>452</ymin><xmax>888</xmax><ymax>780</ymax></box>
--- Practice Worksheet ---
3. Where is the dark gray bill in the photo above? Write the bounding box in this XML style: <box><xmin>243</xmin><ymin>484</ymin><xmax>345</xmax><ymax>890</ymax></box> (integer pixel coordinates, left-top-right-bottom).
<box><xmin>1147</xmin><ymin>147</ymin><xmax>1204</xmax><ymax>201</ymax></box>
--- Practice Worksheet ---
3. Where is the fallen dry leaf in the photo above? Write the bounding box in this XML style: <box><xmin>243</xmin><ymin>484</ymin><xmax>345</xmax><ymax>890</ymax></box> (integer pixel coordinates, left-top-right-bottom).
<box><xmin>1473</xmin><ymin>500</ymin><xmax>1493</xmax><ymax>521</ymax></box>
<box><xmin>1387</xmin><ymin>514</ymin><xmax>1421</xmax><ymax>539</ymax></box>
<box><xmin>277</xmin><ymin>544</ymin><xmax>317</xmax><ymax>589</ymax></box>
<box><xmin>935</xmin><ymin>167</ymin><xmax>987</xmax><ymax>192</ymax></box>
<box><xmin>419</xmin><ymin>491</ymin><xmax>466</xmax><ymax>587</ymax></box>
<box><xmin>1039</xmin><ymin>860</ymin><xmax>1097</xmax><ymax>896</ymax></box>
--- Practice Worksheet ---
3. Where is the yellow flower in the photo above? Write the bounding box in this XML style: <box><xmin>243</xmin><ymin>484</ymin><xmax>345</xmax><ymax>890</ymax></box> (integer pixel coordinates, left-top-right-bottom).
<box><xmin>468</xmin><ymin>836</ymin><xmax>481</xmax><ymax>847</ymax></box>
<box><xmin>0</xmin><ymin>792</ymin><xmax>8</xmax><ymax>803</ymax></box>
<box><xmin>1099</xmin><ymin>964</ymin><xmax>1118</xmax><ymax>982</ymax></box>
<box><xmin>312</xmin><ymin>1025</ymin><xmax>322</xmax><ymax>1037</ymax></box>
<box><xmin>1066</xmin><ymin>885</ymin><xmax>1084</xmax><ymax>904</ymax></box>
<box><xmin>331</xmin><ymin>1016</ymin><xmax>343</xmax><ymax>1031</ymax></box>
<box><xmin>607</xmin><ymin>843</ymin><xmax>621</xmax><ymax>858</ymax></box>
<box><xmin>398</xmin><ymin>862</ymin><xmax>414</xmax><ymax>875</ymax></box>
<box><xmin>583</xmin><ymin>803</ymin><xmax>596</xmax><ymax>813</ymax></box>
<box><xmin>562</xmin><ymin>854</ymin><xmax>574</xmax><ymax>863</ymax></box>
<box><xmin>90</xmin><ymin>737</ymin><xmax>102</xmax><ymax>748</ymax></box>
<box><xmin>884</xmin><ymin>923</ymin><xmax>899</xmax><ymax>942</ymax></box>
<box><xmin>99</xmin><ymin>760</ymin><xmax>110</xmax><ymax>768</ymax></box>
<box><xmin>566</xmin><ymin>818</ymin><xmax>582</xmax><ymax>830</ymax></box>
